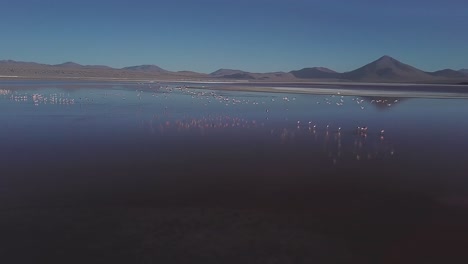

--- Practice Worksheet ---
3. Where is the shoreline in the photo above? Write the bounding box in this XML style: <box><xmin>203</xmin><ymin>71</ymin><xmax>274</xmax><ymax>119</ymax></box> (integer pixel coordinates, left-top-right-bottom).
<box><xmin>1</xmin><ymin>75</ymin><xmax>468</xmax><ymax>86</ymax></box>
<box><xmin>196</xmin><ymin>85</ymin><xmax>468</xmax><ymax>99</ymax></box>
<box><xmin>1</xmin><ymin>77</ymin><xmax>468</xmax><ymax>99</ymax></box>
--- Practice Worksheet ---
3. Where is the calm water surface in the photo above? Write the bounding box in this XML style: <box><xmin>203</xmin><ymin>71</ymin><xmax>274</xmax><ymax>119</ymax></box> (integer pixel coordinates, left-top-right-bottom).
<box><xmin>1</xmin><ymin>81</ymin><xmax>468</xmax><ymax>263</ymax></box>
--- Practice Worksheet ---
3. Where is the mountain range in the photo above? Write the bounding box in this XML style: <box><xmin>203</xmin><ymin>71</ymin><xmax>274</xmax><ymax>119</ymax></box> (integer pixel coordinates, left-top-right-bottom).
<box><xmin>1</xmin><ymin>56</ymin><xmax>467</xmax><ymax>84</ymax></box>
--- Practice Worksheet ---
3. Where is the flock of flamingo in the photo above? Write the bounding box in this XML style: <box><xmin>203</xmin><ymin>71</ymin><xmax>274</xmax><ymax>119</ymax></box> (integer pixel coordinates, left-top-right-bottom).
<box><xmin>1</xmin><ymin>83</ymin><xmax>395</xmax><ymax>163</ymax></box>
<box><xmin>1</xmin><ymin>89</ymin><xmax>75</xmax><ymax>106</ymax></box>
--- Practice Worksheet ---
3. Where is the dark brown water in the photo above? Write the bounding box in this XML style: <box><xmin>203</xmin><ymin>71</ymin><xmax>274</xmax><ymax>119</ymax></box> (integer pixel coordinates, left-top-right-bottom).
<box><xmin>1</xmin><ymin>81</ymin><xmax>468</xmax><ymax>263</ymax></box>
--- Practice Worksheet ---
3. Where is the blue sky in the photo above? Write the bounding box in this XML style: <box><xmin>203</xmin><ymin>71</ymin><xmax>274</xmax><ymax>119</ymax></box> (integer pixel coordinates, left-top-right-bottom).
<box><xmin>1</xmin><ymin>0</ymin><xmax>467</xmax><ymax>73</ymax></box>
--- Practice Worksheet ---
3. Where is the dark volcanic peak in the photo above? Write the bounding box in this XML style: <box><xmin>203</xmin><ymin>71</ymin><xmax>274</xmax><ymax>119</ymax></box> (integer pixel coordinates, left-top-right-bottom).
<box><xmin>371</xmin><ymin>55</ymin><xmax>404</xmax><ymax>68</ymax></box>
<box><xmin>341</xmin><ymin>55</ymin><xmax>435</xmax><ymax>82</ymax></box>
<box><xmin>290</xmin><ymin>67</ymin><xmax>338</xmax><ymax>79</ymax></box>
<box><xmin>428</xmin><ymin>69</ymin><xmax>467</xmax><ymax>78</ymax></box>
<box><xmin>459</xmin><ymin>69</ymin><xmax>468</xmax><ymax>74</ymax></box>
<box><xmin>377</xmin><ymin>55</ymin><xmax>395</xmax><ymax>62</ymax></box>
<box><xmin>122</xmin><ymin>65</ymin><xmax>167</xmax><ymax>73</ymax></box>
<box><xmin>54</xmin><ymin>62</ymin><xmax>83</xmax><ymax>68</ymax></box>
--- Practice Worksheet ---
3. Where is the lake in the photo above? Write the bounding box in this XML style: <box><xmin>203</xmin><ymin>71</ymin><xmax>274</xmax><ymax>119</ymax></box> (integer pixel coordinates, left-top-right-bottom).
<box><xmin>1</xmin><ymin>80</ymin><xmax>468</xmax><ymax>263</ymax></box>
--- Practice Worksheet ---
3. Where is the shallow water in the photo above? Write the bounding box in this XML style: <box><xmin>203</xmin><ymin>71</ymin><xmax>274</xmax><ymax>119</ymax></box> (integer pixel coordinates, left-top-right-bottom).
<box><xmin>1</xmin><ymin>81</ymin><xmax>468</xmax><ymax>263</ymax></box>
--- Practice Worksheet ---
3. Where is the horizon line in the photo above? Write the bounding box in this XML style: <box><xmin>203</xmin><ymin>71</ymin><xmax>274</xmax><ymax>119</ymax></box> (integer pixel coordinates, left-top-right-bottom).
<box><xmin>1</xmin><ymin>55</ymin><xmax>467</xmax><ymax>74</ymax></box>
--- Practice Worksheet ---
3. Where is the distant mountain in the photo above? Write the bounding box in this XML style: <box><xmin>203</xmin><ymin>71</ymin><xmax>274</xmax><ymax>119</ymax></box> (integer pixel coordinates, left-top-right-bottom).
<box><xmin>290</xmin><ymin>67</ymin><xmax>339</xmax><ymax>79</ymax></box>
<box><xmin>0</xmin><ymin>60</ymin><xmax>45</xmax><ymax>67</ymax></box>
<box><xmin>223</xmin><ymin>73</ymin><xmax>256</xmax><ymax>80</ymax></box>
<box><xmin>0</xmin><ymin>60</ymin><xmax>189</xmax><ymax>79</ymax></box>
<box><xmin>83</xmin><ymin>65</ymin><xmax>114</xmax><ymax>70</ymax></box>
<box><xmin>0</xmin><ymin>60</ymin><xmax>52</xmax><ymax>76</ymax></box>
<box><xmin>122</xmin><ymin>65</ymin><xmax>168</xmax><ymax>73</ymax></box>
<box><xmin>54</xmin><ymin>62</ymin><xmax>83</xmax><ymax>68</ymax></box>
<box><xmin>1</xmin><ymin>57</ymin><xmax>467</xmax><ymax>83</ymax></box>
<box><xmin>428</xmin><ymin>69</ymin><xmax>467</xmax><ymax>78</ymax></box>
<box><xmin>341</xmin><ymin>55</ymin><xmax>435</xmax><ymax>82</ymax></box>
<box><xmin>209</xmin><ymin>69</ymin><xmax>257</xmax><ymax>80</ymax></box>
<box><xmin>210</xmin><ymin>69</ymin><xmax>247</xmax><ymax>77</ymax></box>
<box><xmin>252</xmin><ymin>72</ymin><xmax>296</xmax><ymax>81</ymax></box>
<box><xmin>210</xmin><ymin>69</ymin><xmax>295</xmax><ymax>81</ymax></box>
<box><xmin>1</xmin><ymin>60</ymin><xmax>113</xmax><ymax>70</ymax></box>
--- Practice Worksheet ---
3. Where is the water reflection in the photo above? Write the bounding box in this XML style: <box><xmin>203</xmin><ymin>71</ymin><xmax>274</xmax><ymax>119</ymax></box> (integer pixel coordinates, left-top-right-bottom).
<box><xmin>141</xmin><ymin>114</ymin><xmax>395</xmax><ymax>165</ymax></box>
<box><xmin>143</xmin><ymin>115</ymin><xmax>264</xmax><ymax>136</ymax></box>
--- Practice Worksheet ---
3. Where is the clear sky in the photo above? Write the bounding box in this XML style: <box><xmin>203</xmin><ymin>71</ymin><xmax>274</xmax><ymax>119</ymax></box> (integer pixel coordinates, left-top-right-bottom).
<box><xmin>1</xmin><ymin>0</ymin><xmax>467</xmax><ymax>73</ymax></box>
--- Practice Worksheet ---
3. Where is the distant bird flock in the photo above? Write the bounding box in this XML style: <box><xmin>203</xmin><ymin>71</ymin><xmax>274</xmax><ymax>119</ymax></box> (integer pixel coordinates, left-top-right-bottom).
<box><xmin>1</xmin><ymin>83</ymin><xmax>395</xmax><ymax>163</ymax></box>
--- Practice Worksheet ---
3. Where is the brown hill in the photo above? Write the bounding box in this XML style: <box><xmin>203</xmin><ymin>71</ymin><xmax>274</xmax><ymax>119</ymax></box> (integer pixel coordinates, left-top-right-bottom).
<box><xmin>210</xmin><ymin>69</ymin><xmax>295</xmax><ymax>81</ymax></box>
<box><xmin>0</xmin><ymin>60</ymin><xmax>206</xmax><ymax>80</ymax></box>
<box><xmin>428</xmin><ymin>69</ymin><xmax>467</xmax><ymax>78</ymax></box>
<box><xmin>122</xmin><ymin>65</ymin><xmax>168</xmax><ymax>73</ymax></box>
<box><xmin>290</xmin><ymin>67</ymin><xmax>339</xmax><ymax>79</ymax></box>
<box><xmin>54</xmin><ymin>62</ymin><xmax>83</xmax><ymax>68</ymax></box>
<box><xmin>210</xmin><ymin>69</ymin><xmax>246</xmax><ymax>77</ymax></box>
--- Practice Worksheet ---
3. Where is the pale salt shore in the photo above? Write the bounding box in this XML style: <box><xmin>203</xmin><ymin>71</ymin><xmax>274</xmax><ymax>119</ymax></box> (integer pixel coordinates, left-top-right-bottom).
<box><xmin>201</xmin><ymin>85</ymin><xmax>468</xmax><ymax>99</ymax></box>
<box><xmin>268</xmin><ymin>86</ymin><xmax>468</xmax><ymax>98</ymax></box>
